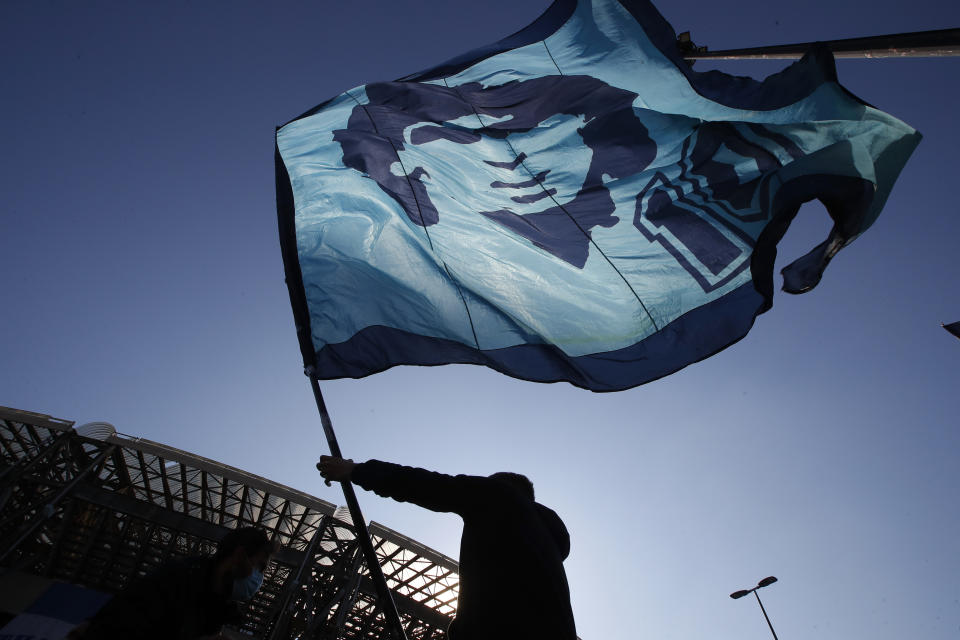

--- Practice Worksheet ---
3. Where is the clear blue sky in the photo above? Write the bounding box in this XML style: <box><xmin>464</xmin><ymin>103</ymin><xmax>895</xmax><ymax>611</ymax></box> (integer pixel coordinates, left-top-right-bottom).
<box><xmin>2</xmin><ymin>1</ymin><xmax>958</xmax><ymax>639</ymax></box>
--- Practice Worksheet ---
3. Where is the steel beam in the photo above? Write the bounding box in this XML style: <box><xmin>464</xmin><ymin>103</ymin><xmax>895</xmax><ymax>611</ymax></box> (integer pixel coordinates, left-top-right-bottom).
<box><xmin>0</xmin><ymin>444</ymin><xmax>116</xmax><ymax>564</ymax></box>
<box><xmin>67</xmin><ymin>483</ymin><xmax>305</xmax><ymax>567</ymax></box>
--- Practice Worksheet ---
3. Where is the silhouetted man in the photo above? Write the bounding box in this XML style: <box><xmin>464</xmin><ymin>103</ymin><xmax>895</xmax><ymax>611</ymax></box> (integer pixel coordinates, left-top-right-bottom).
<box><xmin>75</xmin><ymin>526</ymin><xmax>275</xmax><ymax>640</ymax></box>
<box><xmin>318</xmin><ymin>456</ymin><xmax>577</xmax><ymax>640</ymax></box>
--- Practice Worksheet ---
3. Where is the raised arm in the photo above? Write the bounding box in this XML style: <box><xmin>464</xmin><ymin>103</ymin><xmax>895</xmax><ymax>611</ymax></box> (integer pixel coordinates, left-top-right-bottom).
<box><xmin>318</xmin><ymin>456</ymin><xmax>496</xmax><ymax>516</ymax></box>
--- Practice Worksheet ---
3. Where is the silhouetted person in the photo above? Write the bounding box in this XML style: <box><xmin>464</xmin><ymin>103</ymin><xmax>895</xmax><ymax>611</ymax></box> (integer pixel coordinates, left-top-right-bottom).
<box><xmin>74</xmin><ymin>526</ymin><xmax>275</xmax><ymax>640</ymax></box>
<box><xmin>318</xmin><ymin>456</ymin><xmax>577</xmax><ymax>640</ymax></box>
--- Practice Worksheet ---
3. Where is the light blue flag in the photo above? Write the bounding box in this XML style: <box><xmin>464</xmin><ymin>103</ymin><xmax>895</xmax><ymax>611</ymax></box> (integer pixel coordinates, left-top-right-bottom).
<box><xmin>276</xmin><ymin>0</ymin><xmax>919</xmax><ymax>391</ymax></box>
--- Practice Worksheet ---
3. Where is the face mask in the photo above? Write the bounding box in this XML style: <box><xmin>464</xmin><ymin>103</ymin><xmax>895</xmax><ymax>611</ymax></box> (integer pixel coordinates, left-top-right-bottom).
<box><xmin>232</xmin><ymin>568</ymin><xmax>263</xmax><ymax>601</ymax></box>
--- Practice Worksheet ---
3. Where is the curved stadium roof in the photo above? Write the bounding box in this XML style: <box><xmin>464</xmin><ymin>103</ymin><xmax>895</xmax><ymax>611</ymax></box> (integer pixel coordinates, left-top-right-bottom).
<box><xmin>0</xmin><ymin>406</ymin><xmax>459</xmax><ymax>639</ymax></box>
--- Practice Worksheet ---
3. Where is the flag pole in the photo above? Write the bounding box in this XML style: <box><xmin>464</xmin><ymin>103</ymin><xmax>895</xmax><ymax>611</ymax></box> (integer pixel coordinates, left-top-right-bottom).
<box><xmin>680</xmin><ymin>27</ymin><xmax>960</xmax><ymax>60</ymax></box>
<box><xmin>307</xmin><ymin>374</ymin><xmax>408</xmax><ymax>640</ymax></box>
<box><xmin>277</xmin><ymin>138</ymin><xmax>407</xmax><ymax>638</ymax></box>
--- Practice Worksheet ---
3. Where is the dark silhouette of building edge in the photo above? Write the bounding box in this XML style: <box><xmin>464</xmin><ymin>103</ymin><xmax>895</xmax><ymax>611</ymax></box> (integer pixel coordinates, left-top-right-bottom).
<box><xmin>0</xmin><ymin>406</ymin><xmax>461</xmax><ymax>639</ymax></box>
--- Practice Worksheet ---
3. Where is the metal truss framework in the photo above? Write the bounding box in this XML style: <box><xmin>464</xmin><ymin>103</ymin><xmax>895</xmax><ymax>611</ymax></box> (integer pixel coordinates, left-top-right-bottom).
<box><xmin>0</xmin><ymin>407</ymin><xmax>459</xmax><ymax>639</ymax></box>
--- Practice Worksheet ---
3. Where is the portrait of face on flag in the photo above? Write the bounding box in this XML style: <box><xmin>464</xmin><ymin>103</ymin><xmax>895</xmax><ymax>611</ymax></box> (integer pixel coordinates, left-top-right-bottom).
<box><xmin>276</xmin><ymin>0</ymin><xmax>920</xmax><ymax>392</ymax></box>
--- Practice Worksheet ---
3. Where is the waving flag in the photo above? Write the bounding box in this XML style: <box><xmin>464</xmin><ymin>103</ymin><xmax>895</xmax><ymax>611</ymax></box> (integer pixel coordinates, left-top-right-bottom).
<box><xmin>276</xmin><ymin>0</ymin><xmax>919</xmax><ymax>392</ymax></box>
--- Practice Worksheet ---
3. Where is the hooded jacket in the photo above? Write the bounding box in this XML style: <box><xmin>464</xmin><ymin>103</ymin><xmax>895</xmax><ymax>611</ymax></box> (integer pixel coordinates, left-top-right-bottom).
<box><xmin>352</xmin><ymin>460</ymin><xmax>577</xmax><ymax>640</ymax></box>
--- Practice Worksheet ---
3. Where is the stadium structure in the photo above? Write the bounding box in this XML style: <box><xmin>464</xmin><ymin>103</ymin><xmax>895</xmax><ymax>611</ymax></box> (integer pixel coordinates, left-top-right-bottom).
<box><xmin>0</xmin><ymin>406</ymin><xmax>460</xmax><ymax>639</ymax></box>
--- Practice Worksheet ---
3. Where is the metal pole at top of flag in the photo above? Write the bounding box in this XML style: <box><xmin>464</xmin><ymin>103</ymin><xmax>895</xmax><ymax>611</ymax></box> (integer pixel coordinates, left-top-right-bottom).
<box><xmin>306</xmin><ymin>374</ymin><xmax>409</xmax><ymax>640</ymax></box>
<box><xmin>679</xmin><ymin>27</ymin><xmax>960</xmax><ymax>60</ymax></box>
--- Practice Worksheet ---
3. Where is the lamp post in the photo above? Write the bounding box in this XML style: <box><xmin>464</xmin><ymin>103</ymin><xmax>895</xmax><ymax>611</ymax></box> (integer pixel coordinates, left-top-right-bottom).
<box><xmin>730</xmin><ymin>576</ymin><xmax>780</xmax><ymax>640</ymax></box>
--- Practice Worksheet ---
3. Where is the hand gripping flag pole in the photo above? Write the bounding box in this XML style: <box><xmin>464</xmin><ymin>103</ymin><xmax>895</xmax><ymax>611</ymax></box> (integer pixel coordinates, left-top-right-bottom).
<box><xmin>307</xmin><ymin>373</ymin><xmax>408</xmax><ymax>640</ymax></box>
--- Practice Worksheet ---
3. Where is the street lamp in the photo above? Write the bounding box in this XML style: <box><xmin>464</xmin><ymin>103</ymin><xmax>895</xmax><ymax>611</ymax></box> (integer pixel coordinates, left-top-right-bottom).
<box><xmin>730</xmin><ymin>576</ymin><xmax>780</xmax><ymax>640</ymax></box>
